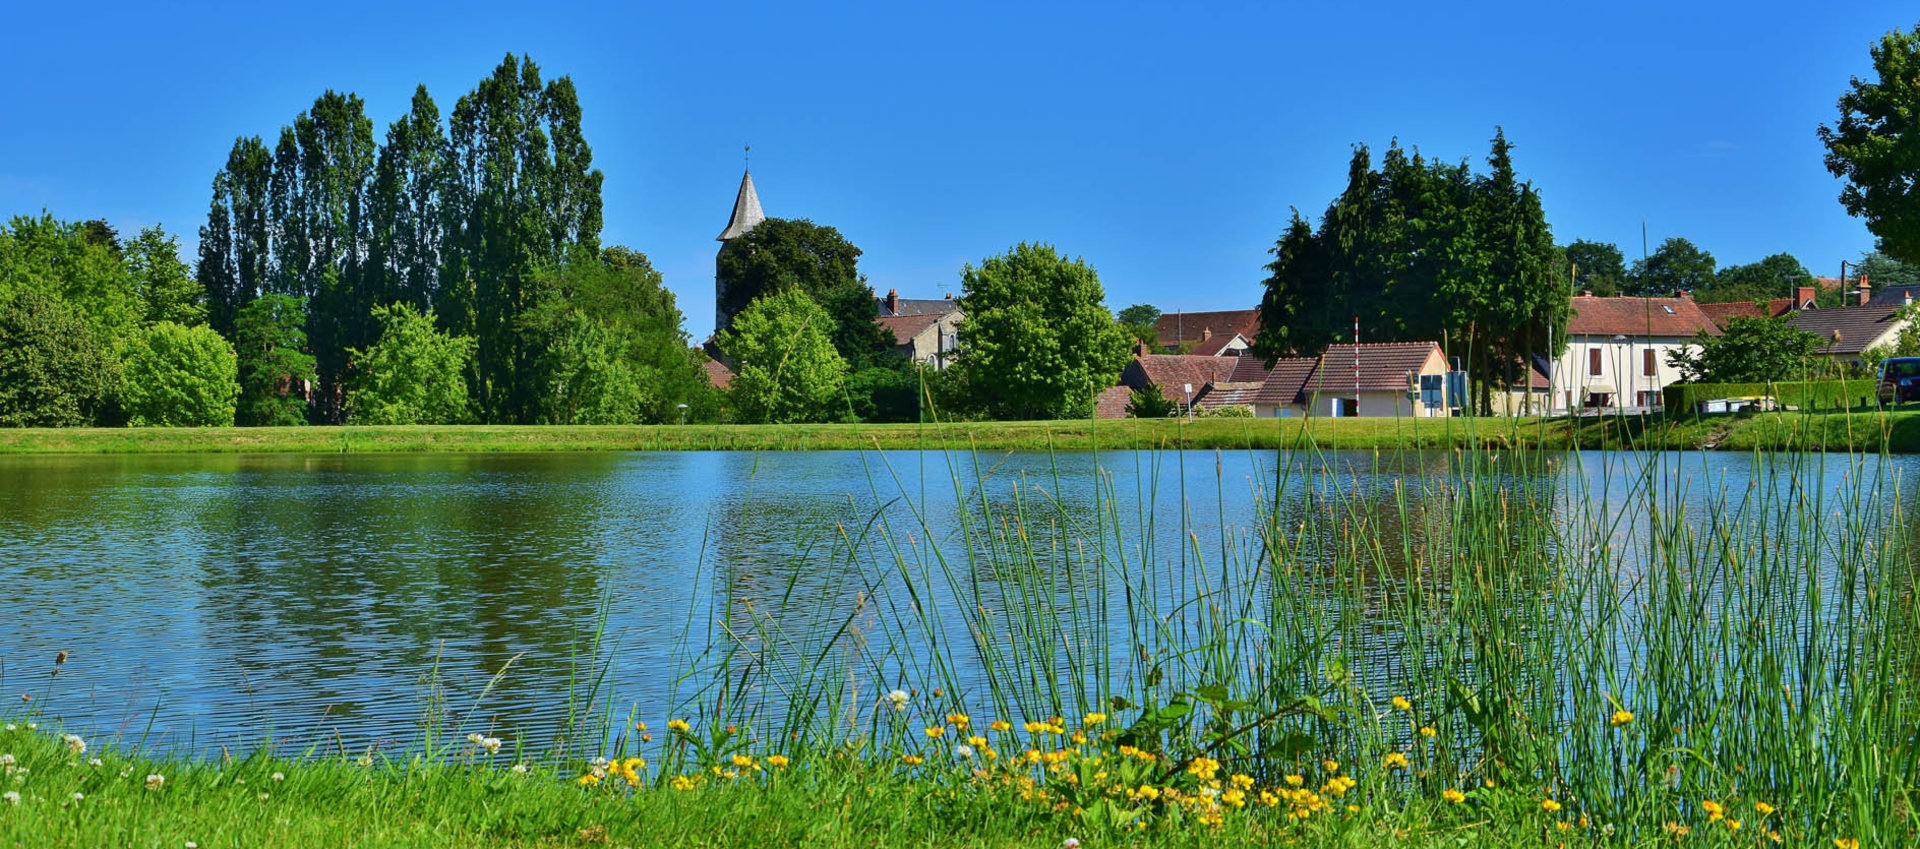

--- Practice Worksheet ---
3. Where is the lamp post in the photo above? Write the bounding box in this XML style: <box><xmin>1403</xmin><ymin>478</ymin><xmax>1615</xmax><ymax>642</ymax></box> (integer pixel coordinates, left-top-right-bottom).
<box><xmin>676</xmin><ymin>403</ymin><xmax>689</xmax><ymax>425</ymax></box>
<box><xmin>1612</xmin><ymin>334</ymin><xmax>1629</xmax><ymax>412</ymax></box>
<box><xmin>1183</xmin><ymin>383</ymin><xmax>1194</xmax><ymax>422</ymax></box>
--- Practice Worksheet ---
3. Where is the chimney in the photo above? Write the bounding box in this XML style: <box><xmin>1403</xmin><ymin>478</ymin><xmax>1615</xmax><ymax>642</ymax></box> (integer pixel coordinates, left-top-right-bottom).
<box><xmin>1796</xmin><ymin>285</ymin><xmax>1815</xmax><ymax>309</ymax></box>
<box><xmin>944</xmin><ymin>292</ymin><xmax>953</xmax><ymax>300</ymax></box>
<box><xmin>885</xmin><ymin>288</ymin><xmax>899</xmax><ymax>315</ymax></box>
<box><xmin>1677</xmin><ymin>290</ymin><xmax>1693</xmax><ymax>300</ymax></box>
<box><xmin>1202</xmin><ymin>327</ymin><xmax>1213</xmax><ymax>342</ymax></box>
<box><xmin>1579</xmin><ymin>290</ymin><xmax>1592</xmax><ymax>298</ymax></box>
<box><xmin>1859</xmin><ymin>286</ymin><xmax>1872</xmax><ymax>307</ymax></box>
<box><xmin>1134</xmin><ymin>339</ymin><xmax>1148</xmax><ymax>358</ymax></box>
<box><xmin>1905</xmin><ymin>290</ymin><xmax>1913</xmax><ymax>308</ymax></box>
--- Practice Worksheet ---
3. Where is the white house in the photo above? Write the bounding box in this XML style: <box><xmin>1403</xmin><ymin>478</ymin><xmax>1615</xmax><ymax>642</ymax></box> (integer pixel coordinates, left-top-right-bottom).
<box><xmin>1551</xmin><ymin>295</ymin><xmax>1720</xmax><ymax>413</ymax></box>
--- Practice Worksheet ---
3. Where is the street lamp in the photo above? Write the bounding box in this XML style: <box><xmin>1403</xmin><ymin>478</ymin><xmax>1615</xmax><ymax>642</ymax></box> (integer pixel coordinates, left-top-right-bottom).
<box><xmin>676</xmin><ymin>403</ymin><xmax>689</xmax><ymax>425</ymax></box>
<box><xmin>1183</xmin><ymin>383</ymin><xmax>1194</xmax><ymax>421</ymax></box>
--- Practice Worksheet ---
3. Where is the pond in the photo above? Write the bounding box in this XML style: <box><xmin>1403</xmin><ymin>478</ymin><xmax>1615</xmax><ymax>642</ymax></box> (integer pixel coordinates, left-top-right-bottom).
<box><xmin>0</xmin><ymin>448</ymin><xmax>1908</xmax><ymax>757</ymax></box>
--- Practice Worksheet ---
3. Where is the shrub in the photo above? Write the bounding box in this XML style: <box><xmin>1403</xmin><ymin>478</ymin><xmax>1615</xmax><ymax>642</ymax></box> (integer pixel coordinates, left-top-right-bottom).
<box><xmin>120</xmin><ymin>322</ymin><xmax>239</xmax><ymax>426</ymax></box>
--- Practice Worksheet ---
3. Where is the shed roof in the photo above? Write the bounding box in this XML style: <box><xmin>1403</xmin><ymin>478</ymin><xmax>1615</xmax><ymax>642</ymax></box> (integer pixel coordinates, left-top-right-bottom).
<box><xmin>1125</xmin><ymin>354</ymin><xmax>1243</xmax><ymax>402</ymax></box>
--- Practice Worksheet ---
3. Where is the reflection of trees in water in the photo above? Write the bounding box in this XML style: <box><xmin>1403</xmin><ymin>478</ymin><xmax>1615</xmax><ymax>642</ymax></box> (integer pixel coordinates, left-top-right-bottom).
<box><xmin>184</xmin><ymin>454</ymin><xmax>621</xmax><ymax>752</ymax></box>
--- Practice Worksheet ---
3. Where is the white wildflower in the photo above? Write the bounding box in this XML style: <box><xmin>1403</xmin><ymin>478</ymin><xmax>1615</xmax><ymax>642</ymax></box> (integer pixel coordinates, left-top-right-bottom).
<box><xmin>0</xmin><ymin>754</ymin><xmax>12</xmax><ymax>767</ymax></box>
<box><xmin>62</xmin><ymin>734</ymin><xmax>85</xmax><ymax>755</ymax></box>
<box><xmin>271</xmin><ymin>772</ymin><xmax>285</xmax><ymax>782</ymax></box>
<box><xmin>480</xmin><ymin>737</ymin><xmax>502</xmax><ymax>755</ymax></box>
<box><xmin>1061</xmin><ymin>839</ymin><xmax>1082</xmax><ymax>849</ymax></box>
<box><xmin>466</xmin><ymin>732</ymin><xmax>485</xmax><ymax>746</ymax></box>
<box><xmin>954</xmin><ymin>744</ymin><xmax>975</xmax><ymax>759</ymax></box>
<box><xmin>23</xmin><ymin>723</ymin><xmax>35</xmax><ymax>731</ymax></box>
<box><xmin>355</xmin><ymin>753</ymin><xmax>373</xmax><ymax>768</ymax></box>
<box><xmin>1</xmin><ymin>791</ymin><xmax>15</xmax><ymax>805</ymax></box>
<box><xmin>88</xmin><ymin>758</ymin><xmax>102</xmax><ymax>768</ymax></box>
<box><xmin>257</xmin><ymin>791</ymin><xmax>270</xmax><ymax>800</ymax></box>
<box><xmin>886</xmin><ymin>689</ymin><xmax>911</xmax><ymax>711</ymax></box>
<box><xmin>186</xmin><ymin>843</ymin><xmax>199</xmax><ymax>848</ymax></box>
<box><xmin>2</xmin><ymin>724</ymin><xmax>12</xmax><ymax>731</ymax></box>
<box><xmin>145</xmin><ymin>773</ymin><xmax>165</xmax><ymax>791</ymax></box>
<box><xmin>69</xmin><ymin>792</ymin><xmax>83</xmax><ymax>802</ymax></box>
<box><xmin>509</xmin><ymin>762</ymin><xmax>528</xmax><ymax>775</ymax></box>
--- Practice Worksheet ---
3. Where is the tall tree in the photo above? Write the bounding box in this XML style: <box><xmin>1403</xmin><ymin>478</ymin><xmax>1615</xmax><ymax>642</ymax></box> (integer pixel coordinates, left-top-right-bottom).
<box><xmin>441</xmin><ymin>54</ymin><xmax>605</xmax><ymax>422</ymax></box>
<box><xmin>954</xmin><ymin>242</ymin><xmax>1132</xmax><ymax>420</ymax></box>
<box><xmin>366</xmin><ymin>86</ymin><xmax>447</xmax><ymax>312</ymax></box>
<box><xmin>1819</xmin><ymin>23</ymin><xmax>1920</xmax><ymax>265</ymax></box>
<box><xmin>1857</xmin><ymin>250</ymin><xmax>1920</xmax><ymax>291</ymax></box>
<box><xmin>0</xmin><ymin>215</ymin><xmax>142</xmax><ymax>339</ymax></box>
<box><xmin>522</xmin><ymin>247</ymin><xmax>712</xmax><ymax>424</ymax></box>
<box><xmin>125</xmin><ymin>226</ymin><xmax>205</xmax><ymax>327</ymax></box>
<box><xmin>1627</xmin><ymin>237</ymin><xmax>1716</xmax><ymax>296</ymax></box>
<box><xmin>1562</xmin><ymin>240</ymin><xmax>1626</xmax><ymax>296</ymax></box>
<box><xmin>713</xmin><ymin>217</ymin><xmax>892</xmax><ymax>369</ymax></box>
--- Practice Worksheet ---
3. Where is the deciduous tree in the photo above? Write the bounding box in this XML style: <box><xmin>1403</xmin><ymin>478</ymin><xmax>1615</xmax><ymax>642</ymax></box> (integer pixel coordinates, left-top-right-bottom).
<box><xmin>953</xmin><ymin>243</ymin><xmax>1132</xmax><ymax>420</ymax></box>
<box><xmin>1820</xmin><ymin>23</ymin><xmax>1920</xmax><ymax>265</ymax></box>
<box><xmin>346</xmin><ymin>303</ymin><xmax>474</xmax><ymax>425</ymax></box>
<box><xmin>0</xmin><ymin>291</ymin><xmax>119</xmax><ymax>427</ymax></box>
<box><xmin>1665</xmin><ymin>316</ymin><xmax>1823</xmax><ymax>383</ymax></box>
<box><xmin>233</xmin><ymin>294</ymin><xmax>317</xmax><ymax>426</ymax></box>
<box><xmin>120</xmin><ymin>322</ymin><xmax>239</xmax><ymax>426</ymax></box>
<box><xmin>718</xmin><ymin>288</ymin><xmax>849</xmax><ymax>424</ymax></box>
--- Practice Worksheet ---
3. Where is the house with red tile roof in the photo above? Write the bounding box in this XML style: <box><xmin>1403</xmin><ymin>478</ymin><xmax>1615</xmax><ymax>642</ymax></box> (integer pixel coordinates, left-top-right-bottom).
<box><xmin>1153</xmin><ymin>309</ymin><xmax>1260</xmax><ymax>356</ymax></box>
<box><xmin>1554</xmin><ymin>295</ymin><xmax>1719</xmax><ymax>412</ymax></box>
<box><xmin>1193</xmin><ymin>342</ymin><xmax>1450</xmax><ymax>418</ymax></box>
<box><xmin>1119</xmin><ymin>353</ymin><xmax>1242</xmax><ymax>410</ymax></box>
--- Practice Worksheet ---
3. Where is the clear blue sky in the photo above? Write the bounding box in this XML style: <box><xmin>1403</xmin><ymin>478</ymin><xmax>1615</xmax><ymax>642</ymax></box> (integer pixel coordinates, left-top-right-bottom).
<box><xmin>1</xmin><ymin>1</ymin><xmax>1909</xmax><ymax>338</ymax></box>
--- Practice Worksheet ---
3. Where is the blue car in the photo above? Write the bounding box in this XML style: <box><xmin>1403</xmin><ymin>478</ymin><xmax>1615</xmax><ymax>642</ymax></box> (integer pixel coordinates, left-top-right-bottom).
<box><xmin>1879</xmin><ymin>357</ymin><xmax>1920</xmax><ymax>405</ymax></box>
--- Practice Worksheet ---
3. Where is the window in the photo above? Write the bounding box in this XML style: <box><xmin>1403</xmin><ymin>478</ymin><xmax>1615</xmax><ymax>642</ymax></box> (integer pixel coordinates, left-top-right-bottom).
<box><xmin>1589</xmin><ymin>349</ymin><xmax>1602</xmax><ymax>376</ymax></box>
<box><xmin>1662</xmin><ymin>305</ymin><xmax>1675</xmax><ymax>314</ymax></box>
<box><xmin>1643</xmin><ymin>349</ymin><xmax>1657</xmax><ymax>376</ymax></box>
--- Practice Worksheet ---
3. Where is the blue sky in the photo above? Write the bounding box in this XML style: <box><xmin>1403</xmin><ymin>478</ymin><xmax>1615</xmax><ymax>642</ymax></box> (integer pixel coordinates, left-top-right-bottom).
<box><xmin>1</xmin><ymin>1</ymin><xmax>1909</xmax><ymax>338</ymax></box>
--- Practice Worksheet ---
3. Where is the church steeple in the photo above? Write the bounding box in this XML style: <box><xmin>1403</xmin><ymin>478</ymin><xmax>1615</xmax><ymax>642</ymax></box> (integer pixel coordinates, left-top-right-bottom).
<box><xmin>714</xmin><ymin>148</ymin><xmax>765</xmax><ymax>336</ymax></box>
<box><xmin>716</xmin><ymin>156</ymin><xmax>764</xmax><ymax>241</ymax></box>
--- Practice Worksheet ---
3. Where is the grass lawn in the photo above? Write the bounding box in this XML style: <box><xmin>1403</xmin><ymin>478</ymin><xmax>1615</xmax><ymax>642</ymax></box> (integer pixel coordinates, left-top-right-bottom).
<box><xmin>1</xmin><ymin>408</ymin><xmax>1917</xmax><ymax>455</ymax></box>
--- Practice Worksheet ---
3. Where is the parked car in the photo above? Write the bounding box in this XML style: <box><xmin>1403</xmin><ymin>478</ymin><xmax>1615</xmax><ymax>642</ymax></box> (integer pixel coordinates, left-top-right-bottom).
<box><xmin>1878</xmin><ymin>357</ymin><xmax>1920</xmax><ymax>405</ymax></box>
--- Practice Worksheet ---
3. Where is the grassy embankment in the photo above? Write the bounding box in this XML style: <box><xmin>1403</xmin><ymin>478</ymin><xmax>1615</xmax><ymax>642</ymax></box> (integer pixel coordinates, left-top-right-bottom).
<box><xmin>2</xmin><ymin>407</ymin><xmax>1919</xmax><ymax>454</ymax></box>
<box><xmin>3</xmin><ymin>442</ymin><xmax>1914</xmax><ymax>847</ymax></box>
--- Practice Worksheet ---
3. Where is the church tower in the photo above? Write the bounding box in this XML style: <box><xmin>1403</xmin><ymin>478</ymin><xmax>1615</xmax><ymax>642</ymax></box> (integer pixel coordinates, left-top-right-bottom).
<box><xmin>714</xmin><ymin>163</ymin><xmax>765</xmax><ymax>334</ymax></box>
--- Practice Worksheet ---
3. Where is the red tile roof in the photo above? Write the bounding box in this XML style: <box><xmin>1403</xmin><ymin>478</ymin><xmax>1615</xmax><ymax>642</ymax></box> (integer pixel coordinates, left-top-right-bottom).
<box><xmin>1567</xmin><ymin>296</ymin><xmax>1720</xmax><ymax>338</ymax></box>
<box><xmin>1224</xmin><ymin>342</ymin><xmax>1446</xmax><ymax>407</ymax></box>
<box><xmin>1093</xmin><ymin>385</ymin><xmax>1134</xmax><ymax>419</ymax></box>
<box><xmin>702</xmin><ymin>359</ymin><xmax>735</xmax><ymax>390</ymax></box>
<box><xmin>1122</xmin><ymin>355</ymin><xmax>1242</xmax><ymax>402</ymax></box>
<box><xmin>1155</xmin><ymin>309</ymin><xmax>1260</xmax><ymax>348</ymax></box>
<box><xmin>875</xmin><ymin>314</ymin><xmax>942</xmax><ymax>346</ymax></box>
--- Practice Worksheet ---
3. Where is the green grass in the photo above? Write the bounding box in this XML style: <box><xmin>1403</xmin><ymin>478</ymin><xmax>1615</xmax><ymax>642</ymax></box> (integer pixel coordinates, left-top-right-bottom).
<box><xmin>2</xmin><ymin>407</ymin><xmax>1920</xmax><ymax>454</ymax></box>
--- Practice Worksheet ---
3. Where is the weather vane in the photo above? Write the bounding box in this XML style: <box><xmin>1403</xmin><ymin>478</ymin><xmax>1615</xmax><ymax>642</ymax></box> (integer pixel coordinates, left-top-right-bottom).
<box><xmin>745</xmin><ymin>144</ymin><xmax>750</xmax><ymax>167</ymax></box>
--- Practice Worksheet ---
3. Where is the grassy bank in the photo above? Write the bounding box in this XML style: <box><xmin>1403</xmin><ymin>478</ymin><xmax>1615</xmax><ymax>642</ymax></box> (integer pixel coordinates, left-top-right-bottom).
<box><xmin>2</xmin><ymin>408</ymin><xmax>1919</xmax><ymax>454</ymax></box>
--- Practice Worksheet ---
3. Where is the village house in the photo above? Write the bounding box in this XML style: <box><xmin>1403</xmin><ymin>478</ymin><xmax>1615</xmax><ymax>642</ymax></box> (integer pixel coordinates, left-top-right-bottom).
<box><xmin>1787</xmin><ymin>296</ymin><xmax>1913</xmax><ymax>367</ymax></box>
<box><xmin>1153</xmin><ymin>309</ymin><xmax>1260</xmax><ymax>356</ymax></box>
<box><xmin>1184</xmin><ymin>342</ymin><xmax>1451</xmax><ymax>418</ymax></box>
<box><xmin>1553</xmin><ymin>295</ymin><xmax>1719</xmax><ymax>413</ymax></box>
<box><xmin>1696</xmin><ymin>285</ymin><xmax>1820</xmax><ymax>327</ymax></box>
<box><xmin>1116</xmin><ymin>350</ymin><xmax>1243</xmax><ymax>411</ymax></box>
<box><xmin>874</xmin><ymin>289</ymin><xmax>963</xmax><ymax>369</ymax></box>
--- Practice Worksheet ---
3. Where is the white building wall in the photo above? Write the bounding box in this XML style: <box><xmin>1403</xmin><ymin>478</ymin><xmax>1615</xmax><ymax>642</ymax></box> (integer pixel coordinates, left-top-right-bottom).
<box><xmin>1550</xmin><ymin>334</ymin><xmax>1699</xmax><ymax>413</ymax></box>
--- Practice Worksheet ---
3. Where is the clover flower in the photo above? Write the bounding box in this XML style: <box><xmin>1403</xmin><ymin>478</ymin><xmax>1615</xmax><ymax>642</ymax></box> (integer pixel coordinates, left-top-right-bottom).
<box><xmin>62</xmin><ymin>734</ymin><xmax>85</xmax><ymax>755</ymax></box>
<box><xmin>1</xmin><ymin>791</ymin><xmax>15</xmax><ymax>805</ymax></box>
<box><xmin>480</xmin><ymin>737</ymin><xmax>502</xmax><ymax>755</ymax></box>
<box><xmin>954</xmin><ymin>744</ymin><xmax>975</xmax><ymax>759</ymax></box>
<box><xmin>145</xmin><ymin>774</ymin><xmax>165</xmax><ymax>791</ymax></box>
<box><xmin>886</xmin><ymin>690</ymin><xmax>911</xmax><ymax>711</ymax></box>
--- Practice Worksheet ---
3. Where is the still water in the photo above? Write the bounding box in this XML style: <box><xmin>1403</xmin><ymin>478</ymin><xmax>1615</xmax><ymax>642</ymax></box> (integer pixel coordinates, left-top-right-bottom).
<box><xmin>0</xmin><ymin>449</ymin><xmax>1907</xmax><ymax>756</ymax></box>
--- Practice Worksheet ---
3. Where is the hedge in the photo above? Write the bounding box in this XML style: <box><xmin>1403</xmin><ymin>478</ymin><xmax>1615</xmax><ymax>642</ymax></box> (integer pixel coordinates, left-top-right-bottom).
<box><xmin>1662</xmin><ymin>379</ymin><xmax>1880</xmax><ymax>412</ymax></box>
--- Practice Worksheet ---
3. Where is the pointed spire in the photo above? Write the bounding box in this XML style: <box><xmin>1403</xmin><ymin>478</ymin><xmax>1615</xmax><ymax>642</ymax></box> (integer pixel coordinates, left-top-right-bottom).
<box><xmin>716</xmin><ymin>157</ymin><xmax>765</xmax><ymax>241</ymax></box>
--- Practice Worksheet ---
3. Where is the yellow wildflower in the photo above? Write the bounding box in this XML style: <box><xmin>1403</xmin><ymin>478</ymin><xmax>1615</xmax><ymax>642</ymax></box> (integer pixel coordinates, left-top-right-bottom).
<box><xmin>1130</xmin><ymin>784</ymin><xmax>1161</xmax><ymax>801</ymax></box>
<box><xmin>1083</xmin><ymin>712</ymin><xmax>1107</xmax><ymax>725</ymax></box>
<box><xmin>576</xmin><ymin>773</ymin><xmax>600</xmax><ymax>787</ymax></box>
<box><xmin>1322</xmin><ymin>759</ymin><xmax>1339</xmax><ymax>773</ymax></box>
<box><xmin>1230</xmin><ymin>773</ymin><xmax>1255</xmax><ymax>789</ymax></box>
<box><xmin>924</xmin><ymin>726</ymin><xmax>945</xmax><ymax>739</ymax></box>
<box><xmin>989</xmin><ymin>720</ymin><xmax>1012</xmax><ymax>732</ymax></box>
<box><xmin>1391</xmin><ymin>696</ymin><xmax>1412</xmax><ymax>711</ymax></box>
<box><xmin>669</xmin><ymin>775</ymin><xmax>698</xmax><ymax>791</ymax></box>
<box><xmin>1419</xmin><ymin>725</ymin><xmax>1437</xmax><ymax>738</ymax></box>
<box><xmin>1541</xmin><ymin>798</ymin><xmax>1562</xmax><ymax>813</ymax></box>
<box><xmin>1725</xmin><ymin>818</ymin><xmax>1742</xmax><ymax>832</ymax></box>
<box><xmin>766</xmin><ymin>755</ymin><xmax>789</xmax><ymax>768</ymax></box>
<box><xmin>1664</xmin><ymin>822</ymin><xmax>1692</xmax><ymax>837</ymax></box>
<box><xmin>730</xmin><ymin>754</ymin><xmax>754</xmax><ymax>769</ymax></box>
<box><xmin>667</xmin><ymin>719</ymin><xmax>690</xmax><ymax>733</ymax></box>
<box><xmin>901</xmin><ymin>755</ymin><xmax>925</xmax><ymax>766</ymax></box>
<box><xmin>1186</xmin><ymin>757</ymin><xmax>1221</xmax><ymax>781</ymax></box>
<box><xmin>1754</xmin><ymin>801</ymin><xmax>1776</xmax><ymax>816</ymax></box>
<box><xmin>1610</xmin><ymin>709</ymin><xmax>1634</xmax><ymax>728</ymax></box>
<box><xmin>1442</xmin><ymin>789</ymin><xmax>1466</xmax><ymax>804</ymax></box>
<box><xmin>1834</xmin><ymin>840</ymin><xmax>1860</xmax><ymax>849</ymax></box>
<box><xmin>1703</xmin><ymin>800</ymin><xmax>1725</xmax><ymax>823</ymax></box>
<box><xmin>1285</xmin><ymin>774</ymin><xmax>1304</xmax><ymax>786</ymax></box>
<box><xmin>946</xmin><ymin>713</ymin><xmax>970</xmax><ymax>729</ymax></box>
<box><xmin>1383</xmin><ymin>751</ymin><xmax>1410</xmax><ymax>770</ymax></box>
